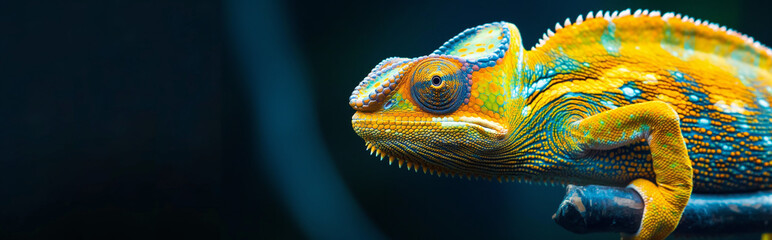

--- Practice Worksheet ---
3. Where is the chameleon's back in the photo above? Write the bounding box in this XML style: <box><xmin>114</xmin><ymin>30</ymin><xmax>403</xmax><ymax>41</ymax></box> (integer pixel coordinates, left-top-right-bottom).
<box><xmin>529</xmin><ymin>11</ymin><xmax>772</xmax><ymax>192</ymax></box>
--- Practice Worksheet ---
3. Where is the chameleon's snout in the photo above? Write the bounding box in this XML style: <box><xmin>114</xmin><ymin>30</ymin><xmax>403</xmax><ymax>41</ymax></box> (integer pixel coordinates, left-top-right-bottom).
<box><xmin>348</xmin><ymin>57</ymin><xmax>413</xmax><ymax>112</ymax></box>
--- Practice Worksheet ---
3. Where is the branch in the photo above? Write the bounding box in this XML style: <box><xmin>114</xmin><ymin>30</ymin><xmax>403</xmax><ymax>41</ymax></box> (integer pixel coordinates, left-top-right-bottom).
<box><xmin>553</xmin><ymin>185</ymin><xmax>772</xmax><ymax>236</ymax></box>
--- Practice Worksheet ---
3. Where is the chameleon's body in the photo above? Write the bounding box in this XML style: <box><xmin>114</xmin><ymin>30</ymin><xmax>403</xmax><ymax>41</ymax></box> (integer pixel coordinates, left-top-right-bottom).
<box><xmin>349</xmin><ymin>9</ymin><xmax>772</xmax><ymax>239</ymax></box>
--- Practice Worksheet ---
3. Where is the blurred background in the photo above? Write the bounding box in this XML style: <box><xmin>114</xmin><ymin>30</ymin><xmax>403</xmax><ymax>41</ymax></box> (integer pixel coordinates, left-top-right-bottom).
<box><xmin>3</xmin><ymin>0</ymin><xmax>771</xmax><ymax>239</ymax></box>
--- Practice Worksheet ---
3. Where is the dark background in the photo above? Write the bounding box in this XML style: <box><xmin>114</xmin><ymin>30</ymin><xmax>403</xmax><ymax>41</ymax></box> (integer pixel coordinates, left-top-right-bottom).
<box><xmin>3</xmin><ymin>0</ymin><xmax>770</xmax><ymax>239</ymax></box>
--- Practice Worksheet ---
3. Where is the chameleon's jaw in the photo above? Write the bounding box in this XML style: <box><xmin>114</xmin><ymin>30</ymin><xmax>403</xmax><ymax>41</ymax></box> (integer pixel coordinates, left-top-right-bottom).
<box><xmin>452</xmin><ymin>116</ymin><xmax>507</xmax><ymax>139</ymax></box>
<box><xmin>352</xmin><ymin>111</ymin><xmax>510</xmax><ymax>175</ymax></box>
<box><xmin>351</xmin><ymin>112</ymin><xmax>507</xmax><ymax>140</ymax></box>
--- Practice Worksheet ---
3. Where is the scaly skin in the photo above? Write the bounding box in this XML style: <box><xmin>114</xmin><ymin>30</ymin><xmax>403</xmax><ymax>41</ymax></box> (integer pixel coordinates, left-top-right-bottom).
<box><xmin>349</xmin><ymin>9</ymin><xmax>772</xmax><ymax>240</ymax></box>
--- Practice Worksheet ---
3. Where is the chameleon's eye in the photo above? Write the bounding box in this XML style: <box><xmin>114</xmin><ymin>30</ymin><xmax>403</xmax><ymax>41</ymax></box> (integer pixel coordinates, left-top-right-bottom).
<box><xmin>410</xmin><ymin>58</ymin><xmax>469</xmax><ymax>114</ymax></box>
<box><xmin>431</xmin><ymin>75</ymin><xmax>443</xmax><ymax>87</ymax></box>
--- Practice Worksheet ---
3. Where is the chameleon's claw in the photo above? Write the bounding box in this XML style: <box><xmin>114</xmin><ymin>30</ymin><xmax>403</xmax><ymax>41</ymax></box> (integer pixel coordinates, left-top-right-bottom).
<box><xmin>625</xmin><ymin>179</ymin><xmax>690</xmax><ymax>240</ymax></box>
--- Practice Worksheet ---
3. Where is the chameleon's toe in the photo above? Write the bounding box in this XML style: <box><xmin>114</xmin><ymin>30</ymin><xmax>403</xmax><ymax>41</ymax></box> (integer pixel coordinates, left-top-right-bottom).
<box><xmin>624</xmin><ymin>178</ymin><xmax>688</xmax><ymax>240</ymax></box>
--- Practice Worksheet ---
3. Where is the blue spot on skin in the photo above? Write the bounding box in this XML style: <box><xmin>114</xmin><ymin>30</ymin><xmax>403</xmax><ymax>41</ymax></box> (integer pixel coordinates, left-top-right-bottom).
<box><xmin>524</xmin><ymin>86</ymin><xmax>533</xmax><ymax>95</ymax></box>
<box><xmin>759</xmin><ymin>99</ymin><xmax>769</xmax><ymax>108</ymax></box>
<box><xmin>689</xmin><ymin>95</ymin><xmax>699</xmax><ymax>101</ymax></box>
<box><xmin>671</xmin><ymin>71</ymin><xmax>699</xmax><ymax>87</ymax></box>
<box><xmin>563</xmin><ymin>92</ymin><xmax>582</xmax><ymax>98</ymax></box>
<box><xmin>534</xmin><ymin>78</ymin><xmax>548</xmax><ymax>90</ymax></box>
<box><xmin>551</xmin><ymin>57</ymin><xmax>584</xmax><ymax>73</ymax></box>
<box><xmin>511</xmin><ymin>85</ymin><xmax>521</xmax><ymax>98</ymax></box>
<box><xmin>601</xmin><ymin>22</ymin><xmax>621</xmax><ymax>55</ymax></box>
<box><xmin>764</xmin><ymin>136</ymin><xmax>772</xmax><ymax>146</ymax></box>
<box><xmin>601</xmin><ymin>101</ymin><xmax>617</xmax><ymax>109</ymax></box>
<box><xmin>622</xmin><ymin>87</ymin><xmax>636</xmax><ymax>97</ymax></box>
<box><xmin>721</xmin><ymin>144</ymin><xmax>733</xmax><ymax>151</ymax></box>
<box><xmin>698</xmin><ymin>118</ymin><xmax>710</xmax><ymax>125</ymax></box>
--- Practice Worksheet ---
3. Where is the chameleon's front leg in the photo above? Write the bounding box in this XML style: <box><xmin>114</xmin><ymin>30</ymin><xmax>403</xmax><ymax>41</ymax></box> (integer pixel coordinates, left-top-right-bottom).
<box><xmin>569</xmin><ymin>101</ymin><xmax>693</xmax><ymax>240</ymax></box>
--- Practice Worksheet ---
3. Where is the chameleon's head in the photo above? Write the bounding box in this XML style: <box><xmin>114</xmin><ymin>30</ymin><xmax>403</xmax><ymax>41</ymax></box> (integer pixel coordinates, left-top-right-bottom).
<box><xmin>349</xmin><ymin>22</ymin><xmax>526</xmax><ymax>176</ymax></box>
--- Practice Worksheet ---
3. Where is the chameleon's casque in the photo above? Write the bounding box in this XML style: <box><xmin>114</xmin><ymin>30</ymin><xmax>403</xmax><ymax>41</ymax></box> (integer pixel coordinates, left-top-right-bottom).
<box><xmin>350</xmin><ymin>9</ymin><xmax>772</xmax><ymax>240</ymax></box>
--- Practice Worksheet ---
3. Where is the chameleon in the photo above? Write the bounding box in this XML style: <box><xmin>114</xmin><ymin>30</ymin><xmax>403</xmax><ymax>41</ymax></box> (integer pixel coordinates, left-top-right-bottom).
<box><xmin>348</xmin><ymin>9</ymin><xmax>772</xmax><ymax>240</ymax></box>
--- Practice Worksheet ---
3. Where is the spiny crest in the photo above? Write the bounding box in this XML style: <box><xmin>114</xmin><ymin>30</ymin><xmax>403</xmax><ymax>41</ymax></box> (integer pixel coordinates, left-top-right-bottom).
<box><xmin>529</xmin><ymin>8</ymin><xmax>772</xmax><ymax>57</ymax></box>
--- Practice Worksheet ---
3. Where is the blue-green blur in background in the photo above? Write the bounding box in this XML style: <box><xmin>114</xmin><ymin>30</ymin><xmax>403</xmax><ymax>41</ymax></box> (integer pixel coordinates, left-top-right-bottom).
<box><xmin>3</xmin><ymin>0</ymin><xmax>770</xmax><ymax>239</ymax></box>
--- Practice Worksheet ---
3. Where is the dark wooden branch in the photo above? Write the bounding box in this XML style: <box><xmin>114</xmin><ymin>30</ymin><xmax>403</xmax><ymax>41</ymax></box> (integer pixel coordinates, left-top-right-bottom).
<box><xmin>553</xmin><ymin>185</ymin><xmax>772</xmax><ymax>236</ymax></box>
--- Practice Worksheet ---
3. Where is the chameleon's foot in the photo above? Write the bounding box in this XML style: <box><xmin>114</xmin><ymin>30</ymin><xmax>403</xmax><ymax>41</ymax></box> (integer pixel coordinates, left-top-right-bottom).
<box><xmin>624</xmin><ymin>178</ymin><xmax>688</xmax><ymax>240</ymax></box>
<box><xmin>570</xmin><ymin>102</ymin><xmax>693</xmax><ymax>240</ymax></box>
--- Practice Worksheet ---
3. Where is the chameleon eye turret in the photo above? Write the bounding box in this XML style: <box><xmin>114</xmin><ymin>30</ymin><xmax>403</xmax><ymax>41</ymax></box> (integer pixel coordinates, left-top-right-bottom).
<box><xmin>409</xmin><ymin>57</ymin><xmax>470</xmax><ymax>114</ymax></box>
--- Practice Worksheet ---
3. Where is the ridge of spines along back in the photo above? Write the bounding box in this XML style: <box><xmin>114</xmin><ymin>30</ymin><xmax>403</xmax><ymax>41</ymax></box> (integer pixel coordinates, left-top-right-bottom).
<box><xmin>364</xmin><ymin>142</ymin><xmax>567</xmax><ymax>186</ymax></box>
<box><xmin>529</xmin><ymin>8</ymin><xmax>772</xmax><ymax>59</ymax></box>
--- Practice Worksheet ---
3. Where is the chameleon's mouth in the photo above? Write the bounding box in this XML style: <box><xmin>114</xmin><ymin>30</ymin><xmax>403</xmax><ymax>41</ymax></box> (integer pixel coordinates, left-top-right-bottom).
<box><xmin>451</xmin><ymin>116</ymin><xmax>507</xmax><ymax>139</ymax></box>
<box><xmin>352</xmin><ymin>113</ymin><xmax>509</xmax><ymax>176</ymax></box>
<box><xmin>351</xmin><ymin>113</ymin><xmax>507</xmax><ymax>139</ymax></box>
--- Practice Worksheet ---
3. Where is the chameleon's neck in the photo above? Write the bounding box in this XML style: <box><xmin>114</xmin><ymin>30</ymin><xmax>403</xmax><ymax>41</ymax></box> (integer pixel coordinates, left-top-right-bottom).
<box><xmin>503</xmin><ymin>49</ymin><xmax>651</xmax><ymax>186</ymax></box>
<box><xmin>493</xmin><ymin>49</ymin><xmax>591</xmax><ymax>183</ymax></box>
